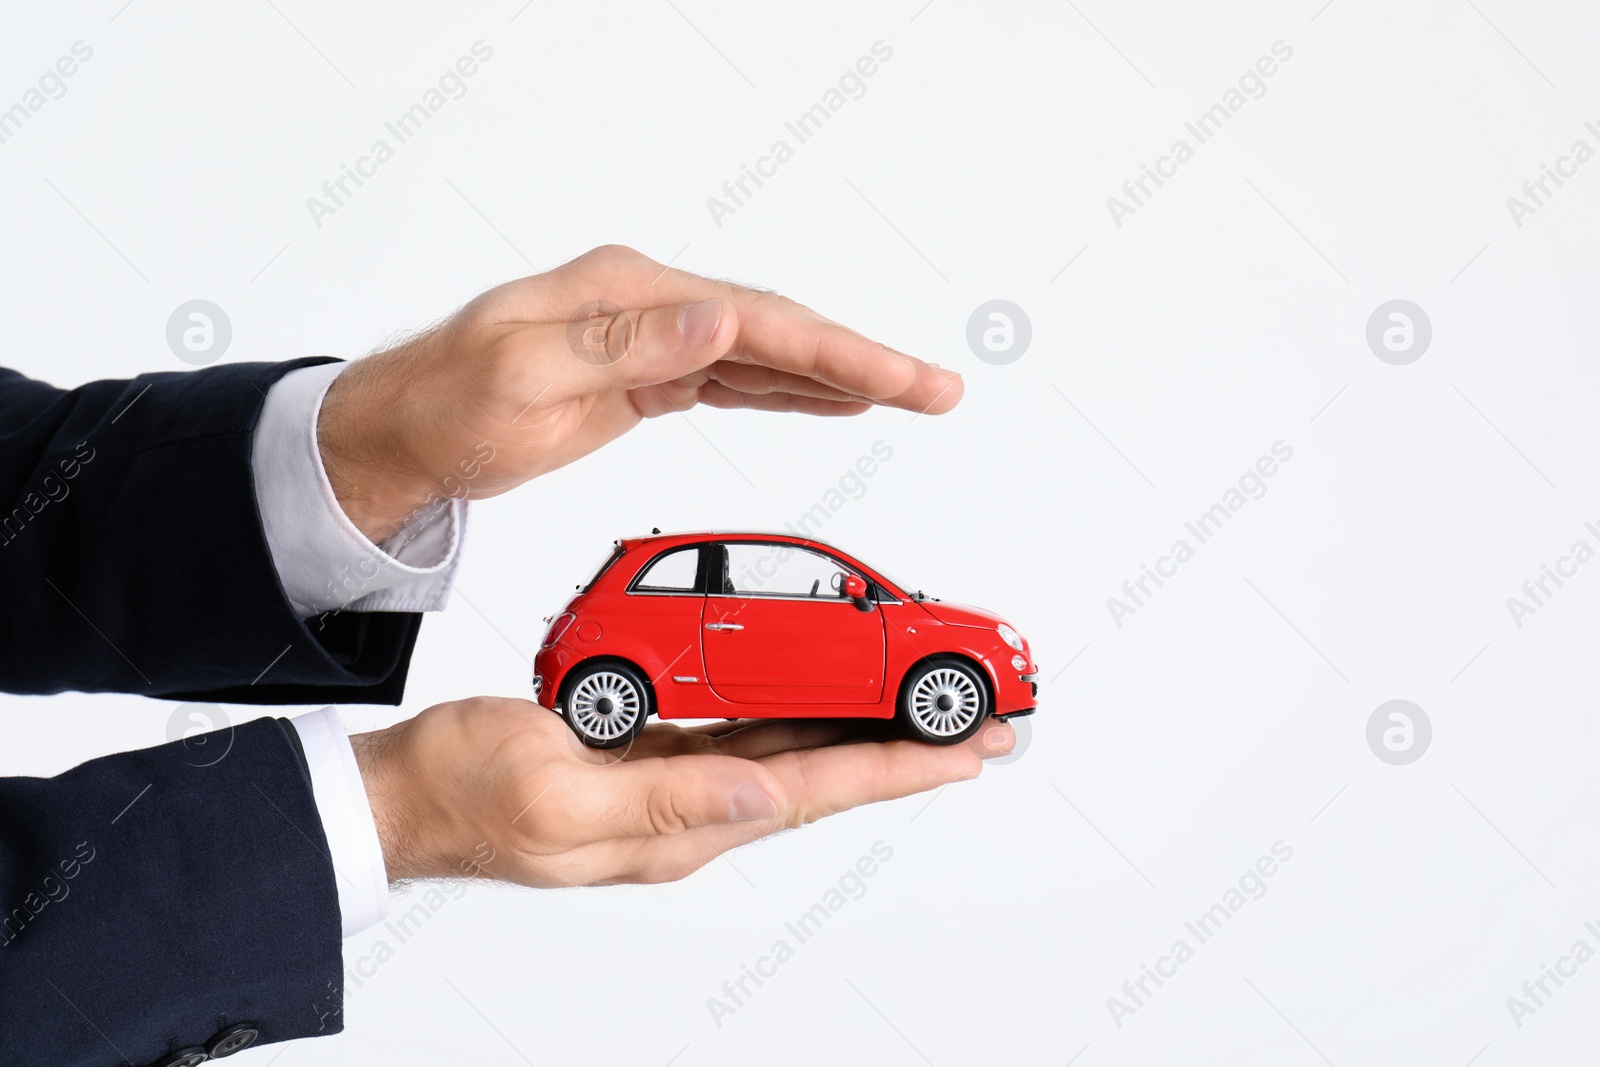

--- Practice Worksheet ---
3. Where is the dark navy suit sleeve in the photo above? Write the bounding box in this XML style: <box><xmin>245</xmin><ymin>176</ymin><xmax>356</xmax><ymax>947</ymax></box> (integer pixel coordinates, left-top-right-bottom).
<box><xmin>0</xmin><ymin>717</ymin><xmax>347</xmax><ymax>1065</ymax></box>
<box><xmin>0</xmin><ymin>361</ymin><xmax>432</xmax><ymax>1063</ymax></box>
<box><xmin>0</xmin><ymin>361</ymin><xmax>423</xmax><ymax>705</ymax></box>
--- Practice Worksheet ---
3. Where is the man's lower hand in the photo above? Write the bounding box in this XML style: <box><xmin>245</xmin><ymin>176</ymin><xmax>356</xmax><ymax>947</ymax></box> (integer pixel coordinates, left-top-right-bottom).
<box><xmin>352</xmin><ymin>698</ymin><xmax>1014</xmax><ymax>886</ymax></box>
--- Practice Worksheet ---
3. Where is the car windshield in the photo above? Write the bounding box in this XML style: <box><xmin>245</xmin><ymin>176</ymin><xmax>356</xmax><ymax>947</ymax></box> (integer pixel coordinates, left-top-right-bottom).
<box><xmin>851</xmin><ymin>553</ymin><xmax>923</xmax><ymax>601</ymax></box>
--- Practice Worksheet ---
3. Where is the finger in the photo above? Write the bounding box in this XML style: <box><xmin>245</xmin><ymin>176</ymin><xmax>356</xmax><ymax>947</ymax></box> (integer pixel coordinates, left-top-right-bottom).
<box><xmin>702</xmin><ymin>362</ymin><xmax>870</xmax><ymax>403</ymax></box>
<box><xmin>627</xmin><ymin>378</ymin><xmax>703</xmax><ymax>418</ymax></box>
<box><xmin>680</xmin><ymin>719</ymin><xmax>757</xmax><ymax>736</ymax></box>
<box><xmin>710</xmin><ymin>717</ymin><xmax>936</xmax><ymax>757</ymax></box>
<box><xmin>626</xmin><ymin>718</ymin><xmax>867</xmax><ymax>761</ymax></box>
<box><xmin>628</xmin><ymin>379</ymin><xmax>867</xmax><ymax>417</ymax></box>
<box><xmin>968</xmin><ymin>719</ymin><xmax>1016</xmax><ymax>760</ymax></box>
<box><xmin>756</xmin><ymin>739</ymin><xmax>983</xmax><ymax>828</ymax></box>
<box><xmin>580</xmin><ymin>735</ymin><xmax>991</xmax><ymax>883</ymax></box>
<box><xmin>678</xmin><ymin>719</ymin><xmax>892</xmax><ymax>741</ymax></box>
<box><xmin>618</xmin><ymin>722</ymin><xmax>737</xmax><ymax>760</ymax></box>
<box><xmin>695</xmin><ymin>382</ymin><xmax>872</xmax><ymax>416</ymax></box>
<box><xmin>540</xmin><ymin>296</ymin><xmax>739</xmax><ymax>402</ymax></box>
<box><xmin>539</xmin><ymin>247</ymin><xmax>963</xmax><ymax>416</ymax></box>
<box><xmin>630</xmin><ymin>717</ymin><xmax>964</xmax><ymax>761</ymax></box>
<box><xmin>565</xmin><ymin>753</ymin><xmax>785</xmax><ymax>841</ymax></box>
<box><xmin>566</xmin><ymin>716</ymin><xmax>864</xmax><ymax>767</ymax></box>
<box><xmin>722</xmin><ymin>295</ymin><xmax>964</xmax><ymax>415</ymax></box>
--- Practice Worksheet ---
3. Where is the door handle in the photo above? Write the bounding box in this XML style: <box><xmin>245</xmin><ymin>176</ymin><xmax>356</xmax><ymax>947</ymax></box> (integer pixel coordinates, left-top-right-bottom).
<box><xmin>704</xmin><ymin>622</ymin><xmax>744</xmax><ymax>631</ymax></box>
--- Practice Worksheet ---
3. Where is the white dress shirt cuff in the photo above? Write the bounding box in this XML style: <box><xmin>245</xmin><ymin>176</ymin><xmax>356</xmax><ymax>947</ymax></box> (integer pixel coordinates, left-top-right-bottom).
<box><xmin>253</xmin><ymin>361</ymin><xmax>466</xmax><ymax>620</ymax></box>
<box><xmin>291</xmin><ymin>707</ymin><xmax>390</xmax><ymax>938</ymax></box>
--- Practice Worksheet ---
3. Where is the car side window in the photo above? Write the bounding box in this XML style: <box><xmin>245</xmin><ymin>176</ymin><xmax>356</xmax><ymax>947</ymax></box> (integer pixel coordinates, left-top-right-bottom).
<box><xmin>632</xmin><ymin>547</ymin><xmax>701</xmax><ymax>593</ymax></box>
<box><xmin>723</xmin><ymin>543</ymin><xmax>853</xmax><ymax>599</ymax></box>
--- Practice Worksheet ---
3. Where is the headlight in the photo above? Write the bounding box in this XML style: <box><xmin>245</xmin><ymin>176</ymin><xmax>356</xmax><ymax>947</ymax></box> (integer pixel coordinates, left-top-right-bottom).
<box><xmin>997</xmin><ymin>623</ymin><xmax>1024</xmax><ymax>651</ymax></box>
<box><xmin>1011</xmin><ymin>654</ymin><xmax>1027</xmax><ymax>671</ymax></box>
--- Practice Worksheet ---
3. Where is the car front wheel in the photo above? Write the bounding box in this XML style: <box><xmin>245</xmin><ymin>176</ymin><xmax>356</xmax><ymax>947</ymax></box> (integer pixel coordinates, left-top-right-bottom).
<box><xmin>898</xmin><ymin>657</ymin><xmax>990</xmax><ymax>745</ymax></box>
<box><xmin>561</xmin><ymin>661</ymin><xmax>651</xmax><ymax>749</ymax></box>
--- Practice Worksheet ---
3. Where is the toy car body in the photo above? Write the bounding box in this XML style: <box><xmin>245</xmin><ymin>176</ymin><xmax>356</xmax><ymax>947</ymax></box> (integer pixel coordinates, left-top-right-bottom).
<box><xmin>533</xmin><ymin>531</ymin><xmax>1037</xmax><ymax>748</ymax></box>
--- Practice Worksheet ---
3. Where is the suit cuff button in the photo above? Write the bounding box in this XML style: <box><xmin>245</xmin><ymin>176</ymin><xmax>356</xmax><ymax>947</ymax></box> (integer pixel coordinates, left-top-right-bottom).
<box><xmin>153</xmin><ymin>1049</ymin><xmax>207</xmax><ymax>1067</ymax></box>
<box><xmin>206</xmin><ymin>1023</ymin><xmax>260</xmax><ymax>1058</ymax></box>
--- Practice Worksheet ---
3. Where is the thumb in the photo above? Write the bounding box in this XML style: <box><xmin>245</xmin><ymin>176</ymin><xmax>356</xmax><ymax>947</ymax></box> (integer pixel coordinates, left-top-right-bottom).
<box><xmin>542</xmin><ymin>296</ymin><xmax>735</xmax><ymax>402</ymax></box>
<box><xmin>575</xmin><ymin>753</ymin><xmax>785</xmax><ymax>840</ymax></box>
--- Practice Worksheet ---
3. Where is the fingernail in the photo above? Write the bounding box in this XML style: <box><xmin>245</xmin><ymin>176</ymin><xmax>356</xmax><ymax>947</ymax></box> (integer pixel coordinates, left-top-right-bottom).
<box><xmin>679</xmin><ymin>298</ymin><xmax>723</xmax><ymax>346</ymax></box>
<box><xmin>730</xmin><ymin>781</ymin><xmax>778</xmax><ymax>822</ymax></box>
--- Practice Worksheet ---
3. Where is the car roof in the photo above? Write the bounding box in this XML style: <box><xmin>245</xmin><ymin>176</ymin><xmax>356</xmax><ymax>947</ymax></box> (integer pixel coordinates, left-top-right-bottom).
<box><xmin>618</xmin><ymin>530</ymin><xmax>838</xmax><ymax>550</ymax></box>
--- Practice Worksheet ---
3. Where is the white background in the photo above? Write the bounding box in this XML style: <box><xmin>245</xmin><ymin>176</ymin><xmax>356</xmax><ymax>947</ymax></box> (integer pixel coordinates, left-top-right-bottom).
<box><xmin>5</xmin><ymin>1</ymin><xmax>1600</xmax><ymax>1064</ymax></box>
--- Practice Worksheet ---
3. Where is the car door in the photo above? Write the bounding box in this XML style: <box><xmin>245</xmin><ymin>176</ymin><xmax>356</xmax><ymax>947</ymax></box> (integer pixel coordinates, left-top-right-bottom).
<box><xmin>701</xmin><ymin>542</ymin><xmax>885</xmax><ymax>706</ymax></box>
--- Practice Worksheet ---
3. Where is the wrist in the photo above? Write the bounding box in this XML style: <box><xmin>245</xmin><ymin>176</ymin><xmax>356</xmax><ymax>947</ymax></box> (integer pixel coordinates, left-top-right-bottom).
<box><xmin>317</xmin><ymin>353</ymin><xmax>439</xmax><ymax>544</ymax></box>
<box><xmin>352</xmin><ymin>722</ymin><xmax>452</xmax><ymax>883</ymax></box>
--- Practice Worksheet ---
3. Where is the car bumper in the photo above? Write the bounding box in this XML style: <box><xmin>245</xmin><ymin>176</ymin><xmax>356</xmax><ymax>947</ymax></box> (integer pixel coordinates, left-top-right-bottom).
<box><xmin>533</xmin><ymin>644</ymin><xmax>583</xmax><ymax>709</ymax></box>
<box><xmin>989</xmin><ymin>660</ymin><xmax>1037</xmax><ymax>715</ymax></box>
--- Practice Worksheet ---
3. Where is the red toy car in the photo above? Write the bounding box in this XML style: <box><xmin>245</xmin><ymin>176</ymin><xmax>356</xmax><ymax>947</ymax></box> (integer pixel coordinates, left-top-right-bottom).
<box><xmin>533</xmin><ymin>532</ymin><xmax>1037</xmax><ymax>748</ymax></box>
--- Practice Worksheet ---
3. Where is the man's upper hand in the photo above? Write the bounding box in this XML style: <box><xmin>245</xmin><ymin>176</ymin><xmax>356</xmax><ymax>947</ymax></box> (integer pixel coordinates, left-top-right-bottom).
<box><xmin>316</xmin><ymin>245</ymin><xmax>965</xmax><ymax>542</ymax></box>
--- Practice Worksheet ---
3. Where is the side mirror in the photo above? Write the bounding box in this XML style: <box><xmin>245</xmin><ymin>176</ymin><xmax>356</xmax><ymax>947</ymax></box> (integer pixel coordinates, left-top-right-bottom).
<box><xmin>843</xmin><ymin>575</ymin><xmax>873</xmax><ymax>612</ymax></box>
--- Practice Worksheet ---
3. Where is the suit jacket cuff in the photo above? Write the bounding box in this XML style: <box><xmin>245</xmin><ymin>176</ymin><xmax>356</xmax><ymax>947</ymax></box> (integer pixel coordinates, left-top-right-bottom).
<box><xmin>0</xmin><ymin>716</ymin><xmax>347</xmax><ymax>1061</ymax></box>
<box><xmin>1</xmin><ymin>358</ymin><xmax>428</xmax><ymax>704</ymax></box>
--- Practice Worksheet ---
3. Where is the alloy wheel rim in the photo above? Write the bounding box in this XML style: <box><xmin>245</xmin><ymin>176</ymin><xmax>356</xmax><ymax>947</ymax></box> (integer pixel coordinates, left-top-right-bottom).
<box><xmin>570</xmin><ymin>671</ymin><xmax>643</xmax><ymax>740</ymax></box>
<box><xmin>910</xmin><ymin>667</ymin><xmax>982</xmax><ymax>736</ymax></box>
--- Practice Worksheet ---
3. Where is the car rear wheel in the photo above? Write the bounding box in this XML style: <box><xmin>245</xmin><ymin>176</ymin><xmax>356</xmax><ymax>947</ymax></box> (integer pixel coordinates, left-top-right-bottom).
<box><xmin>898</xmin><ymin>657</ymin><xmax>990</xmax><ymax>744</ymax></box>
<box><xmin>561</xmin><ymin>661</ymin><xmax>651</xmax><ymax>749</ymax></box>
